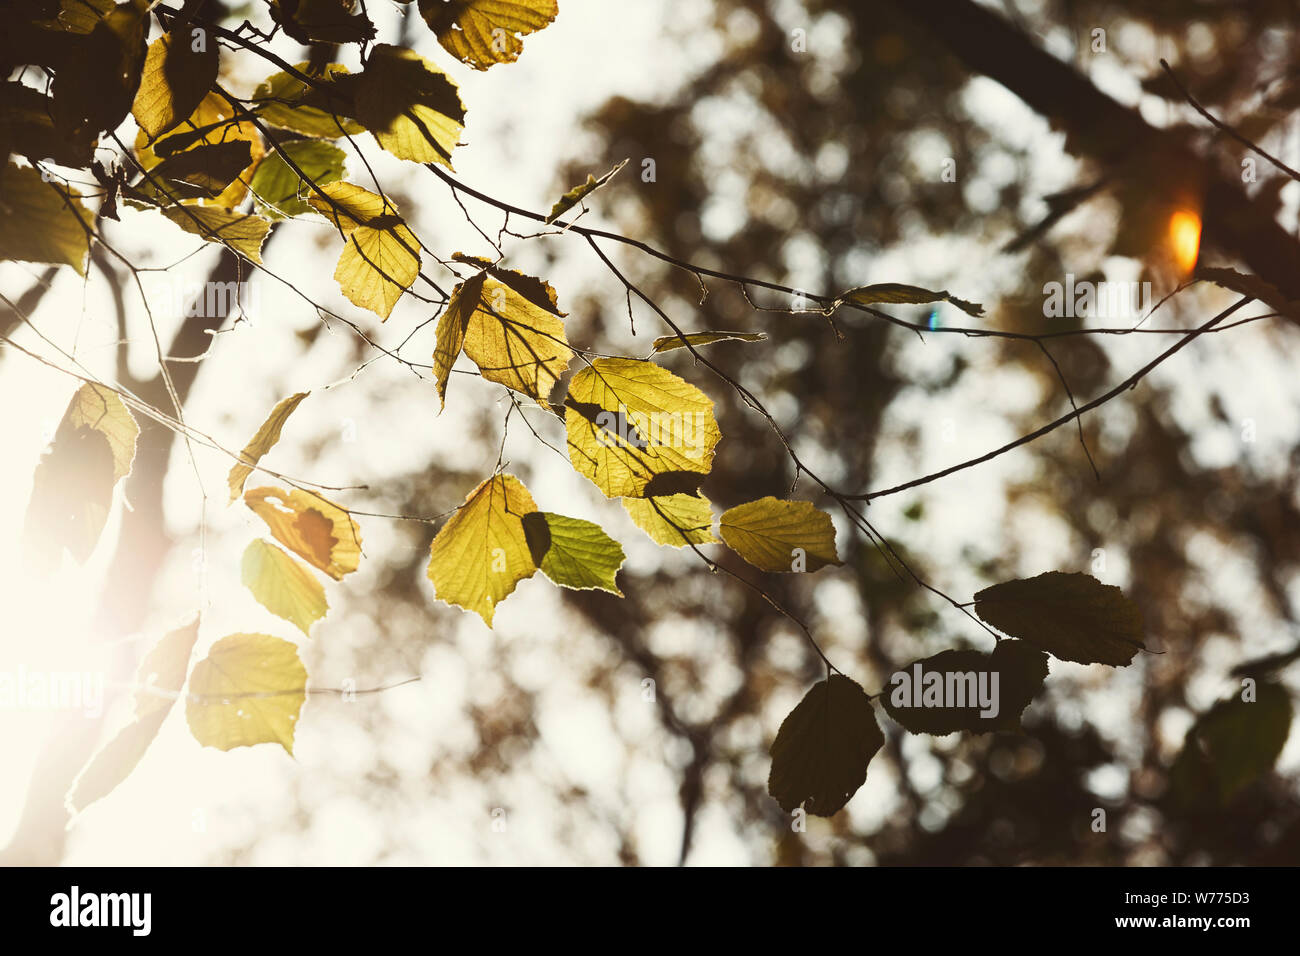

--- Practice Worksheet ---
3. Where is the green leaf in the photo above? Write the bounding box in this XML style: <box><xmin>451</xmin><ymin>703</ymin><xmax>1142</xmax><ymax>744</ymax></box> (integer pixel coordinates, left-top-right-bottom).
<box><xmin>546</xmin><ymin>158</ymin><xmax>627</xmax><ymax>223</ymax></box>
<box><xmin>0</xmin><ymin>162</ymin><xmax>92</xmax><ymax>274</ymax></box>
<box><xmin>881</xmin><ymin>640</ymin><xmax>1048</xmax><ymax>735</ymax></box>
<box><xmin>768</xmin><ymin>675</ymin><xmax>884</xmax><ymax>816</ymax></box>
<box><xmin>650</xmin><ymin>330</ymin><xmax>767</xmax><ymax>353</ymax></box>
<box><xmin>974</xmin><ymin>571</ymin><xmax>1146</xmax><ymax>666</ymax></box>
<box><xmin>66</xmin><ymin>617</ymin><xmax>200</xmax><ymax>815</ymax></box>
<box><xmin>523</xmin><ymin>511</ymin><xmax>624</xmax><ymax>594</ymax></box>
<box><xmin>132</xmin><ymin>27</ymin><xmax>219</xmax><ymax>142</ymax></box>
<box><xmin>418</xmin><ymin>0</ymin><xmax>559</xmax><ymax>71</ymax></box>
<box><xmin>564</xmin><ymin>358</ymin><xmax>721</xmax><ymax>499</ymax></box>
<box><xmin>242</xmin><ymin>539</ymin><xmax>329</xmax><ymax>637</ymax></box>
<box><xmin>249</xmin><ymin>140</ymin><xmax>346</xmax><ymax>219</ymax></box>
<box><xmin>354</xmin><ymin>43</ymin><xmax>465</xmax><ymax>168</ymax></box>
<box><xmin>185</xmin><ymin>633</ymin><xmax>307</xmax><ymax>755</ymax></box>
<box><xmin>426</xmin><ymin>473</ymin><xmax>539</xmax><ymax>626</ymax></box>
<box><xmin>718</xmin><ymin>496</ymin><xmax>840</xmax><ymax>572</ymax></box>
<box><xmin>1169</xmin><ymin>682</ymin><xmax>1293</xmax><ymax>807</ymax></box>
<box><xmin>839</xmin><ymin>282</ymin><xmax>984</xmax><ymax>318</ymax></box>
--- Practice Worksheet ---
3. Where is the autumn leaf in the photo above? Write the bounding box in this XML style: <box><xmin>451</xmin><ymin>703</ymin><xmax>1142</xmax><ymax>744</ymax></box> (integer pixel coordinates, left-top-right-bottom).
<box><xmin>250</xmin><ymin>64</ymin><xmax>364</xmax><ymax>138</ymax></box>
<box><xmin>354</xmin><ymin>44</ymin><xmax>465</xmax><ymax>168</ymax></box>
<box><xmin>768</xmin><ymin>675</ymin><xmax>884</xmax><ymax>816</ymax></box>
<box><xmin>132</xmin><ymin>26</ymin><xmax>220</xmax><ymax>142</ymax></box>
<box><xmin>650</xmin><ymin>331</ymin><xmax>767</xmax><ymax>353</ymax></box>
<box><xmin>839</xmin><ymin>282</ymin><xmax>984</xmax><ymax>318</ymax></box>
<box><xmin>718</xmin><ymin>497</ymin><xmax>840</xmax><ymax>572</ymax></box>
<box><xmin>67</xmin><ymin>617</ymin><xmax>201</xmax><ymax>815</ymax></box>
<box><xmin>227</xmin><ymin>392</ymin><xmax>310</xmax><ymax>502</ymax></box>
<box><xmin>186</xmin><ymin>633</ymin><xmax>307</xmax><ymax>755</ymax></box>
<box><xmin>974</xmin><ymin>571</ymin><xmax>1146</xmax><ymax>666</ymax></box>
<box><xmin>434</xmin><ymin>265</ymin><xmax>572</xmax><ymax>406</ymax></box>
<box><xmin>50</xmin><ymin>1</ymin><xmax>146</xmax><ymax>140</ymax></box>
<box><xmin>133</xmin><ymin>92</ymin><xmax>264</xmax><ymax>210</ymax></box>
<box><xmin>161</xmin><ymin>205</ymin><xmax>272</xmax><ymax>263</ymax></box>
<box><xmin>426</xmin><ymin>473</ymin><xmax>539</xmax><ymax>626</ymax></box>
<box><xmin>309</xmin><ymin>181</ymin><xmax>421</xmax><ymax>319</ymax></box>
<box><xmin>565</xmin><ymin>358</ymin><xmax>721</xmax><ymax>498</ymax></box>
<box><xmin>881</xmin><ymin>640</ymin><xmax>1048</xmax><ymax>735</ymax></box>
<box><xmin>418</xmin><ymin>0</ymin><xmax>558</xmax><ymax>71</ymax></box>
<box><xmin>242</xmin><ymin>539</ymin><xmax>329</xmax><ymax>637</ymax></box>
<box><xmin>0</xmin><ymin>162</ymin><xmax>92</xmax><ymax>274</ymax></box>
<box><xmin>244</xmin><ymin>486</ymin><xmax>362</xmax><ymax>581</ymax></box>
<box><xmin>546</xmin><ymin>158</ymin><xmax>627</xmax><ymax>223</ymax></box>
<box><xmin>269</xmin><ymin>0</ymin><xmax>375</xmax><ymax>45</ymax></box>
<box><xmin>523</xmin><ymin>511</ymin><xmax>625</xmax><ymax>594</ymax></box>
<box><xmin>623</xmin><ymin>492</ymin><xmax>717</xmax><ymax>547</ymax></box>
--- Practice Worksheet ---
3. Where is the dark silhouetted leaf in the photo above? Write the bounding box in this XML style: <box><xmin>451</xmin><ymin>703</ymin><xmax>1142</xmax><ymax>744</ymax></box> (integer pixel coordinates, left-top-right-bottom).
<box><xmin>839</xmin><ymin>282</ymin><xmax>984</xmax><ymax>318</ymax></box>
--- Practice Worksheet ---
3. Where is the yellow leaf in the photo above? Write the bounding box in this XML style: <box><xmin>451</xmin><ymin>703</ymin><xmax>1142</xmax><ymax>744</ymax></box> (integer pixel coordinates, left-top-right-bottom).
<box><xmin>418</xmin><ymin>0</ymin><xmax>558</xmax><ymax>70</ymax></box>
<box><xmin>241</xmin><ymin>539</ymin><xmax>328</xmax><ymax>637</ymax></box>
<box><xmin>839</xmin><ymin>283</ymin><xmax>984</xmax><ymax>318</ymax></box>
<box><xmin>546</xmin><ymin>158</ymin><xmax>626</xmax><ymax>223</ymax></box>
<box><xmin>436</xmin><ymin>267</ymin><xmax>571</xmax><ymax>404</ymax></box>
<box><xmin>63</xmin><ymin>382</ymin><xmax>139</xmax><ymax>483</ymax></box>
<box><xmin>185</xmin><ymin>633</ymin><xmax>307</xmax><ymax>755</ymax></box>
<box><xmin>244</xmin><ymin>485</ymin><xmax>362</xmax><ymax>581</ymax></box>
<box><xmin>161</xmin><ymin>204</ymin><xmax>272</xmax><ymax>263</ymax></box>
<box><xmin>565</xmin><ymin>358</ymin><xmax>720</xmax><ymax>498</ymax></box>
<box><xmin>651</xmin><ymin>331</ymin><xmax>767</xmax><ymax>353</ymax></box>
<box><xmin>623</xmin><ymin>492</ymin><xmax>717</xmax><ymax>547</ymax></box>
<box><xmin>718</xmin><ymin>497</ymin><xmax>841</xmax><ymax>572</ymax></box>
<box><xmin>249</xmin><ymin>63</ymin><xmax>364</xmax><ymax>138</ymax></box>
<box><xmin>309</xmin><ymin>181</ymin><xmax>420</xmax><ymax>319</ymax></box>
<box><xmin>227</xmin><ymin>392</ymin><xmax>309</xmax><ymax>502</ymax></box>
<box><xmin>426</xmin><ymin>473</ymin><xmax>539</xmax><ymax>626</ymax></box>
<box><xmin>354</xmin><ymin>44</ymin><xmax>465</xmax><ymax>167</ymax></box>
<box><xmin>522</xmin><ymin>511</ymin><xmax>624</xmax><ymax>594</ymax></box>
<box><xmin>132</xmin><ymin>28</ymin><xmax>219</xmax><ymax>141</ymax></box>
<box><xmin>0</xmin><ymin>162</ymin><xmax>92</xmax><ymax>274</ymax></box>
<box><xmin>66</xmin><ymin>617</ymin><xmax>201</xmax><ymax>815</ymax></box>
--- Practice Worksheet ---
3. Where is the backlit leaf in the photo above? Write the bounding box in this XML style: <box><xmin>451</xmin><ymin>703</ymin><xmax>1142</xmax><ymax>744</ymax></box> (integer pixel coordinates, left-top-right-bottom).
<box><xmin>140</xmin><ymin>140</ymin><xmax>252</xmax><ymax>201</ymax></box>
<box><xmin>0</xmin><ymin>162</ymin><xmax>92</xmax><ymax>274</ymax></box>
<box><xmin>418</xmin><ymin>0</ymin><xmax>558</xmax><ymax>70</ymax></box>
<box><xmin>132</xmin><ymin>27</ymin><xmax>219</xmax><ymax>141</ymax></box>
<box><xmin>244</xmin><ymin>485</ymin><xmax>362</xmax><ymax>581</ymax></box>
<box><xmin>249</xmin><ymin>140</ymin><xmax>345</xmax><ymax>219</ymax></box>
<box><xmin>546</xmin><ymin>158</ymin><xmax>626</xmax><ymax>223</ymax></box>
<box><xmin>185</xmin><ymin>633</ymin><xmax>307</xmax><ymax>755</ymax></box>
<box><xmin>161</xmin><ymin>205</ymin><xmax>272</xmax><ymax>263</ymax></box>
<box><xmin>1169</xmin><ymin>682</ymin><xmax>1293</xmax><ymax>806</ymax></box>
<box><xmin>250</xmin><ymin>64</ymin><xmax>364</xmax><ymax>138</ymax></box>
<box><xmin>241</xmin><ymin>539</ymin><xmax>328</xmax><ymax>637</ymax></box>
<box><xmin>623</xmin><ymin>492</ymin><xmax>717</xmax><ymax>547</ymax></box>
<box><xmin>718</xmin><ymin>496</ymin><xmax>840</xmax><ymax>572</ymax></box>
<box><xmin>227</xmin><ymin>391</ymin><xmax>309</xmax><ymax>502</ymax></box>
<box><xmin>650</xmin><ymin>331</ymin><xmax>767</xmax><ymax>353</ymax></box>
<box><xmin>133</xmin><ymin>92</ymin><xmax>264</xmax><ymax>209</ymax></box>
<box><xmin>768</xmin><ymin>674</ymin><xmax>883</xmax><ymax>816</ymax></box>
<box><xmin>974</xmin><ymin>571</ymin><xmax>1146</xmax><ymax>666</ymax></box>
<box><xmin>67</xmin><ymin>617</ymin><xmax>200</xmax><ymax>815</ymax></box>
<box><xmin>309</xmin><ymin>181</ymin><xmax>421</xmax><ymax>319</ymax></box>
<box><xmin>354</xmin><ymin>44</ymin><xmax>465</xmax><ymax>167</ymax></box>
<box><xmin>269</xmin><ymin>0</ymin><xmax>375</xmax><ymax>45</ymax></box>
<box><xmin>522</xmin><ymin>511</ymin><xmax>624</xmax><ymax>594</ymax></box>
<box><xmin>426</xmin><ymin>473</ymin><xmax>538</xmax><ymax>626</ymax></box>
<box><xmin>564</xmin><ymin>358</ymin><xmax>720</xmax><ymax>499</ymax></box>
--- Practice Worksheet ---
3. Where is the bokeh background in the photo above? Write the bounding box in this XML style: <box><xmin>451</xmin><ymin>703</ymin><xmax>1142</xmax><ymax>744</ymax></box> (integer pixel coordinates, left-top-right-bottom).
<box><xmin>2</xmin><ymin>0</ymin><xmax>1299</xmax><ymax>865</ymax></box>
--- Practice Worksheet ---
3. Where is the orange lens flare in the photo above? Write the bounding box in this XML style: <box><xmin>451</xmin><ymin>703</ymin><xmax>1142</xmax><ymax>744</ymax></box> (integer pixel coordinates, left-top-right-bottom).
<box><xmin>1169</xmin><ymin>209</ymin><xmax>1202</xmax><ymax>274</ymax></box>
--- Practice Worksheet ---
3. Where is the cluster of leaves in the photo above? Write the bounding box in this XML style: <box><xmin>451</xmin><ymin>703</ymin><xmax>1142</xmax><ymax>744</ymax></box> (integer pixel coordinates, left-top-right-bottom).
<box><xmin>7</xmin><ymin>0</ymin><xmax>1293</xmax><ymax>825</ymax></box>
